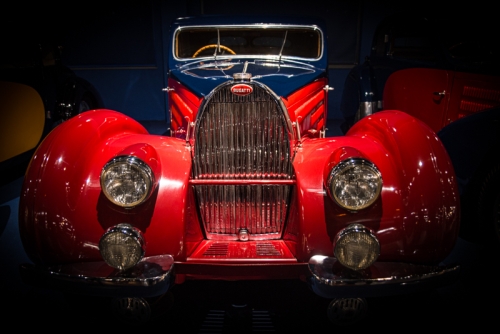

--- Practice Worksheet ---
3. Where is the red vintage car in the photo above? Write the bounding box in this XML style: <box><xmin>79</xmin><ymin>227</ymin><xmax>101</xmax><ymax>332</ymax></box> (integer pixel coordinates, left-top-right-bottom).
<box><xmin>18</xmin><ymin>16</ymin><xmax>460</xmax><ymax>325</ymax></box>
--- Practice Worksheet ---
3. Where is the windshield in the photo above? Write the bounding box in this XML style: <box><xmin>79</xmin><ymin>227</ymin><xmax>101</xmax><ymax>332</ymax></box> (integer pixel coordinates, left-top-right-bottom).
<box><xmin>175</xmin><ymin>26</ymin><xmax>322</xmax><ymax>60</ymax></box>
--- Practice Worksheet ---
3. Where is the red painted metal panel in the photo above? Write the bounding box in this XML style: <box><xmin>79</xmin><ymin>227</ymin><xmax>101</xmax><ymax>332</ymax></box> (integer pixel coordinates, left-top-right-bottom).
<box><xmin>383</xmin><ymin>68</ymin><xmax>450</xmax><ymax>133</ymax></box>
<box><xmin>383</xmin><ymin>68</ymin><xmax>500</xmax><ymax>133</ymax></box>
<box><xmin>282</xmin><ymin>78</ymin><xmax>328</xmax><ymax>137</ymax></box>
<box><xmin>168</xmin><ymin>78</ymin><xmax>203</xmax><ymax>138</ymax></box>
<box><xmin>447</xmin><ymin>71</ymin><xmax>500</xmax><ymax>122</ymax></box>
<box><xmin>19</xmin><ymin>109</ymin><xmax>195</xmax><ymax>264</ymax></box>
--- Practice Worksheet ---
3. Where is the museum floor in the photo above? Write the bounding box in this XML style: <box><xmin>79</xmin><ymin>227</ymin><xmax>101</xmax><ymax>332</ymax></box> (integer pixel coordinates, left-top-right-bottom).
<box><xmin>1</xmin><ymin>120</ymin><xmax>498</xmax><ymax>331</ymax></box>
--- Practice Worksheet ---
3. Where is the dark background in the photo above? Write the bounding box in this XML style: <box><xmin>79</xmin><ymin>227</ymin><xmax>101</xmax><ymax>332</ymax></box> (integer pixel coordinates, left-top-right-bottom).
<box><xmin>2</xmin><ymin>0</ymin><xmax>459</xmax><ymax>122</ymax></box>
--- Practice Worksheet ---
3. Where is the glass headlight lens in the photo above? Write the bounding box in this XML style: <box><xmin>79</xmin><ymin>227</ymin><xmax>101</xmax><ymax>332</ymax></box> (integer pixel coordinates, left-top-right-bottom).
<box><xmin>334</xmin><ymin>224</ymin><xmax>380</xmax><ymax>271</ymax></box>
<box><xmin>101</xmin><ymin>156</ymin><xmax>153</xmax><ymax>208</ymax></box>
<box><xmin>327</xmin><ymin>158</ymin><xmax>382</xmax><ymax>211</ymax></box>
<box><xmin>99</xmin><ymin>223</ymin><xmax>145</xmax><ymax>270</ymax></box>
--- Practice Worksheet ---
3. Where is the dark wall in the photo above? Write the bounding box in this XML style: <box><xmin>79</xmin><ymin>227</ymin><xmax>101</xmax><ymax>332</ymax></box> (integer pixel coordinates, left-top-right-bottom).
<box><xmin>4</xmin><ymin>1</ymin><xmax>419</xmax><ymax>121</ymax></box>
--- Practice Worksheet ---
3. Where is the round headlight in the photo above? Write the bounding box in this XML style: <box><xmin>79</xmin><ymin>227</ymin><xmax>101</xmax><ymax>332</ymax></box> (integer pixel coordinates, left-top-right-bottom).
<box><xmin>334</xmin><ymin>224</ymin><xmax>380</xmax><ymax>271</ymax></box>
<box><xmin>101</xmin><ymin>156</ymin><xmax>154</xmax><ymax>208</ymax></box>
<box><xmin>99</xmin><ymin>223</ymin><xmax>145</xmax><ymax>270</ymax></box>
<box><xmin>327</xmin><ymin>158</ymin><xmax>382</xmax><ymax>211</ymax></box>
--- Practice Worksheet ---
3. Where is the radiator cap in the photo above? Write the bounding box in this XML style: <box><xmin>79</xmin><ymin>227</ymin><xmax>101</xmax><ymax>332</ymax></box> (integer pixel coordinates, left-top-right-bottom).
<box><xmin>233</xmin><ymin>72</ymin><xmax>252</xmax><ymax>81</ymax></box>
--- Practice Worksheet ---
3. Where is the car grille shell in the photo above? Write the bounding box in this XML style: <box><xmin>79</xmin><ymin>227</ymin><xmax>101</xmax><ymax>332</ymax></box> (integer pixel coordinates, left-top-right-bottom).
<box><xmin>192</xmin><ymin>81</ymin><xmax>295</xmax><ymax>240</ymax></box>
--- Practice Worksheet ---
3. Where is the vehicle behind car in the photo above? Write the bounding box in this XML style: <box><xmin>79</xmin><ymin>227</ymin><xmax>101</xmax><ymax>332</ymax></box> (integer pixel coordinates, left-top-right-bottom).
<box><xmin>340</xmin><ymin>10</ymin><xmax>500</xmax><ymax>247</ymax></box>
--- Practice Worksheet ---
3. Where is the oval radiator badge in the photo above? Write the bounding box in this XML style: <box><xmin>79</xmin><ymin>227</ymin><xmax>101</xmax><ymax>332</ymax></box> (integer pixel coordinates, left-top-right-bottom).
<box><xmin>231</xmin><ymin>84</ymin><xmax>253</xmax><ymax>96</ymax></box>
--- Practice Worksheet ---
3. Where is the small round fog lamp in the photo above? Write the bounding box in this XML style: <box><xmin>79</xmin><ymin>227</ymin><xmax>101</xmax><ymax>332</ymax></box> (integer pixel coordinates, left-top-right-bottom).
<box><xmin>334</xmin><ymin>224</ymin><xmax>380</xmax><ymax>271</ymax></box>
<box><xmin>99</xmin><ymin>223</ymin><xmax>145</xmax><ymax>270</ymax></box>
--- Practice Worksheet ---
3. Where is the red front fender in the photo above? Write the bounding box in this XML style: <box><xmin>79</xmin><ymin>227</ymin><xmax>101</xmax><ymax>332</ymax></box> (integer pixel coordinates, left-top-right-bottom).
<box><xmin>291</xmin><ymin>110</ymin><xmax>459</xmax><ymax>263</ymax></box>
<box><xmin>19</xmin><ymin>109</ymin><xmax>193</xmax><ymax>265</ymax></box>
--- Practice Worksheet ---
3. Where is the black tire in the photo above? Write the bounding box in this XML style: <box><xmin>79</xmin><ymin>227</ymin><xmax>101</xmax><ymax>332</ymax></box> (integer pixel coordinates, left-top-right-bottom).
<box><xmin>460</xmin><ymin>161</ymin><xmax>500</xmax><ymax>249</ymax></box>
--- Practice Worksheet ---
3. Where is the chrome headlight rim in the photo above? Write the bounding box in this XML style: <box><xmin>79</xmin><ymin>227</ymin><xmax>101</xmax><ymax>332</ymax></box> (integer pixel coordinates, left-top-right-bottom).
<box><xmin>99</xmin><ymin>223</ymin><xmax>145</xmax><ymax>271</ymax></box>
<box><xmin>333</xmin><ymin>223</ymin><xmax>380</xmax><ymax>271</ymax></box>
<box><xmin>100</xmin><ymin>155</ymin><xmax>154</xmax><ymax>208</ymax></box>
<box><xmin>327</xmin><ymin>158</ymin><xmax>382</xmax><ymax>211</ymax></box>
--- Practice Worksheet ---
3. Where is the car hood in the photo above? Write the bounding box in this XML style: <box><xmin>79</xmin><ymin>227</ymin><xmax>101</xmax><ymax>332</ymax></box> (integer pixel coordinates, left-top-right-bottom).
<box><xmin>169</xmin><ymin>58</ymin><xmax>327</xmax><ymax>97</ymax></box>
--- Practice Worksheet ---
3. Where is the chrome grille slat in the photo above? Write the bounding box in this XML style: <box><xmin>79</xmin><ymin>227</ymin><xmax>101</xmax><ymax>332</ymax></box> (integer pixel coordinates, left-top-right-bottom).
<box><xmin>193</xmin><ymin>83</ymin><xmax>294</xmax><ymax>239</ymax></box>
<box><xmin>194</xmin><ymin>86</ymin><xmax>292</xmax><ymax>179</ymax></box>
<box><xmin>194</xmin><ymin>185</ymin><xmax>290</xmax><ymax>236</ymax></box>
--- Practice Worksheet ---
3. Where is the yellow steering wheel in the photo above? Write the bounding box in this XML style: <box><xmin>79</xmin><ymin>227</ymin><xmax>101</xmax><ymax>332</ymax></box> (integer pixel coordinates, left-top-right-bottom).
<box><xmin>192</xmin><ymin>44</ymin><xmax>236</xmax><ymax>58</ymax></box>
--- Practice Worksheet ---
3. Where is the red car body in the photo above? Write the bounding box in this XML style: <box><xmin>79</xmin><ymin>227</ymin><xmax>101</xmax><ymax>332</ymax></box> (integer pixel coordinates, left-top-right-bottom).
<box><xmin>384</xmin><ymin>68</ymin><xmax>500</xmax><ymax>133</ymax></box>
<box><xmin>18</xmin><ymin>16</ymin><xmax>461</xmax><ymax>324</ymax></box>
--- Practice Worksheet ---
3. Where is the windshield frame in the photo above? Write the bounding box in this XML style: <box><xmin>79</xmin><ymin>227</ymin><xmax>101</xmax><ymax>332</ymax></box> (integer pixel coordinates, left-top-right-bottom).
<box><xmin>172</xmin><ymin>24</ymin><xmax>324</xmax><ymax>62</ymax></box>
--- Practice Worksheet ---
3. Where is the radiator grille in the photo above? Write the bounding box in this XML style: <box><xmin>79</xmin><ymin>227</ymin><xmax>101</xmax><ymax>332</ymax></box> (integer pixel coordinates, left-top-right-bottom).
<box><xmin>192</xmin><ymin>82</ymin><xmax>294</xmax><ymax>239</ymax></box>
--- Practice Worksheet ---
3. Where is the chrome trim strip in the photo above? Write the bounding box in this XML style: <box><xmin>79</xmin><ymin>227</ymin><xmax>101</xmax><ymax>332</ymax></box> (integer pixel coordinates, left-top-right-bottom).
<box><xmin>308</xmin><ymin>255</ymin><xmax>460</xmax><ymax>298</ymax></box>
<box><xmin>190</xmin><ymin>179</ymin><xmax>295</xmax><ymax>185</ymax></box>
<box><xmin>19</xmin><ymin>255</ymin><xmax>174</xmax><ymax>298</ymax></box>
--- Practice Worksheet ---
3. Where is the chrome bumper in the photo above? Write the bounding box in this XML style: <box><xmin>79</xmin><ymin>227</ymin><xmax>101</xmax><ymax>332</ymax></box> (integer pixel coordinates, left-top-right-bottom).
<box><xmin>19</xmin><ymin>255</ymin><xmax>174</xmax><ymax>298</ymax></box>
<box><xmin>308</xmin><ymin>255</ymin><xmax>460</xmax><ymax>298</ymax></box>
